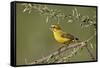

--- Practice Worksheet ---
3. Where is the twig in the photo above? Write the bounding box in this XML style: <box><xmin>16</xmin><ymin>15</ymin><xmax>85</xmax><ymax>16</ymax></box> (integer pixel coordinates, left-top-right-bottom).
<box><xmin>84</xmin><ymin>33</ymin><xmax>96</xmax><ymax>60</ymax></box>
<box><xmin>76</xmin><ymin>33</ymin><xmax>96</xmax><ymax>61</ymax></box>
<box><xmin>25</xmin><ymin>33</ymin><xmax>96</xmax><ymax>65</ymax></box>
<box><xmin>25</xmin><ymin>41</ymin><xmax>86</xmax><ymax>64</ymax></box>
<box><xmin>85</xmin><ymin>45</ymin><xmax>95</xmax><ymax>60</ymax></box>
<box><xmin>86</xmin><ymin>33</ymin><xmax>96</xmax><ymax>42</ymax></box>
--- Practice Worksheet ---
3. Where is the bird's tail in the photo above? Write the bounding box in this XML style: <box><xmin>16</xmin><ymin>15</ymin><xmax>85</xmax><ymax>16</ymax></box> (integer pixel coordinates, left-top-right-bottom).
<box><xmin>75</xmin><ymin>37</ymin><xmax>79</xmax><ymax>40</ymax></box>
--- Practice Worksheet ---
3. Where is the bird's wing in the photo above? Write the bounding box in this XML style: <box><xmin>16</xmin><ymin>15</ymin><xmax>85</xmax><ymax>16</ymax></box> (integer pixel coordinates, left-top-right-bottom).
<box><xmin>61</xmin><ymin>32</ymin><xmax>74</xmax><ymax>40</ymax></box>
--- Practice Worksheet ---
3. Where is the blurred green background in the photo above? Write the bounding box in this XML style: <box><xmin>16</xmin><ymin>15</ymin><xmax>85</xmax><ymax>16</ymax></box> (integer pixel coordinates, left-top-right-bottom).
<box><xmin>16</xmin><ymin>3</ymin><xmax>97</xmax><ymax>65</ymax></box>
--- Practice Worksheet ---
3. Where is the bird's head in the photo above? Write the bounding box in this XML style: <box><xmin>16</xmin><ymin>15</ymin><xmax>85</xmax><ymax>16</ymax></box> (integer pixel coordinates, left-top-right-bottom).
<box><xmin>50</xmin><ymin>24</ymin><xmax>61</xmax><ymax>32</ymax></box>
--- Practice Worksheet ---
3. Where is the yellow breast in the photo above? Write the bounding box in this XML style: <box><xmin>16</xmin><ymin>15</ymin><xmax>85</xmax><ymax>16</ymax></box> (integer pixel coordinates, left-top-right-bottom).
<box><xmin>53</xmin><ymin>31</ymin><xmax>70</xmax><ymax>44</ymax></box>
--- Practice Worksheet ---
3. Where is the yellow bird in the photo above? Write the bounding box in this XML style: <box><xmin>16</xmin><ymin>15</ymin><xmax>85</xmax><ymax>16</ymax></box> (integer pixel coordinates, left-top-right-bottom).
<box><xmin>50</xmin><ymin>24</ymin><xmax>78</xmax><ymax>45</ymax></box>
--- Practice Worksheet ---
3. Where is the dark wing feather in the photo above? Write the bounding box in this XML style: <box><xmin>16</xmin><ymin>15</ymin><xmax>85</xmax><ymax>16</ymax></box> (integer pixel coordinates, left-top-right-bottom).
<box><xmin>61</xmin><ymin>32</ymin><xmax>74</xmax><ymax>40</ymax></box>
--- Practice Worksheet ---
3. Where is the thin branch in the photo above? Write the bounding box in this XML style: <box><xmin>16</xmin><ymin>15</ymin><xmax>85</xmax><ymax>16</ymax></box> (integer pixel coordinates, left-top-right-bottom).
<box><xmin>25</xmin><ymin>41</ymin><xmax>86</xmax><ymax>65</ymax></box>
<box><xmin>25</xmin><ymin>33</ymin><xmax>96</xmax><ymax>65</ymax></box>
<box><xmin>85</xmin><ymin>45</ymin><xmax>95</xmax><ymax>60</ymax></box>
<box><xmin>22</xmin><ymin>3</ymin><xmax>96</xmax><ymax>26</ymax></box>
<box><xmin>85</xmin><ymin>34</ymin><xmax>96</xmax><ymax>60</ymax></box>
<box><xmin>84</xmin><ymin>33</ymin><xmax>96</xmax><ymax>60</ymax></box>
<box><xmin>86</xmin><ymin>33</ymin><xmax>96</xmax><ymax>42</ymax></box>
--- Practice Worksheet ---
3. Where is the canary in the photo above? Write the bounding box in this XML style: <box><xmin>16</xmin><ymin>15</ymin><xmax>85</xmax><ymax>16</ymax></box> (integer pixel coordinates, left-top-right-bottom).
<box><xmin>50</xmin><ymin>24</ymin><xmax>78</xmax><ymax>45</ymax></box>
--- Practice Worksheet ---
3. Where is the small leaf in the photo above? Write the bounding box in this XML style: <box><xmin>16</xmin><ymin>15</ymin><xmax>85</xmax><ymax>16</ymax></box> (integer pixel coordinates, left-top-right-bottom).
<box><xmin>72</xmin><ymin>10</ymin><xmax>75</xmax><ymax>16</ymax></box>
<box><xmin>29</xmin><ymin>4</ymin><xmax>32</xmax><ymax>7</ymax></box>
<box><xmin>67</xmin><ymin>19</ymin><xmax>73</xmax><ymax>23</ymax></box>
<box><xmin>23</xmin><ymin>8</ymin><xmax>28</xmax><ymax>12</ymax></box>
<box><xmin>74</xmin><ymin>8</ymin><xmax>79</xmax><ymax>18</ymax></box>
<box><xmin>90</xmin><ymin>43</ymin><xmax>94</xmax><ymax>49</ymax></box>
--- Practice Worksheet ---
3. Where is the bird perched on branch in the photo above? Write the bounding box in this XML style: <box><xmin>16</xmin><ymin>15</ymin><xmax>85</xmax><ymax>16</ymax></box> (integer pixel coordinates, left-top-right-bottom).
<box><xmin>50</xmin><ymin>24</ymin><xmax>79</xmax><ymax>45</ymax></box>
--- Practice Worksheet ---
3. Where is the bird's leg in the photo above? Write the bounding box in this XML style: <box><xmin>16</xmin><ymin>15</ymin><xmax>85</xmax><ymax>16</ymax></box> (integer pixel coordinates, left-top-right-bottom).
<box><xmin>72</xmin><ymin>38</ymin><xmax>80</xmax><ymax>43</ymax></box>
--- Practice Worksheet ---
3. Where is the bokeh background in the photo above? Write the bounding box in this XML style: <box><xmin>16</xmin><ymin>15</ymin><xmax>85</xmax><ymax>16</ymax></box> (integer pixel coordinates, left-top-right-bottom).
<box><xmin>16</xmin><ymin>3</ymin><xmax>97</xmax><ymax>65</ymax></box>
